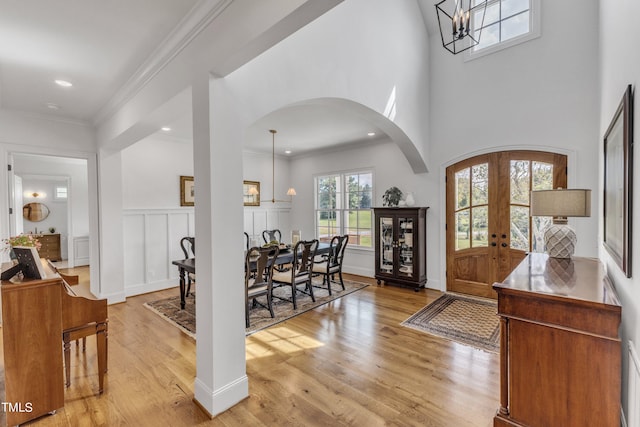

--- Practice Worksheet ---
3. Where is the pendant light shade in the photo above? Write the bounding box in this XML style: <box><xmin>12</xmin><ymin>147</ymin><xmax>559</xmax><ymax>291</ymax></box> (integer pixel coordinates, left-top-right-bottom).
<box><xmin>435</xmin><ymin>0</ymin><xmax>489</xmax><ymax>55</ymax></box>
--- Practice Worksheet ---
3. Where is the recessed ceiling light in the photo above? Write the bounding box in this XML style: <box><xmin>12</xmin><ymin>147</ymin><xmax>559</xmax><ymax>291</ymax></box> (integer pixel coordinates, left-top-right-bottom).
<box><xmin>284</xmin><ymin>150</ymin><xmax>292</xmax><ymax>154</ymax></box>
<box><xmin>161</xmin><ymin>127</ymin><xmax>171</xmax><ymax>132</ymax></box>
<box><xmin>46</xmin><ymin>102</ymin><xmax>60</xmax><ymax>110</ymax></box>
<box><xmin>367</xmin><ymin>132</ymin><xmax>376</xmax><ymax>137</ymax></box>
<box><xmin>55</xmin><ymin>80</ymin><xmax>73</xmax><ymax>87</ymax></box>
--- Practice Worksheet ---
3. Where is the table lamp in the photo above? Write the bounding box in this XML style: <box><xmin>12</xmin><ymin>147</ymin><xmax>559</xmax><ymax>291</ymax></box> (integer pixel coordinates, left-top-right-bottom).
<box><xmin>529</xmin><ymin>189</ymin><xmax>591</xmax><ymax>258</ymax></box>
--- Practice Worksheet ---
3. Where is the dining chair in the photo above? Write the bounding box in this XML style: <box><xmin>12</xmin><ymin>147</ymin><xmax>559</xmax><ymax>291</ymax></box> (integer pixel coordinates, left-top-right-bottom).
<box><xmin>244</xmin><ymin>232</ymin><xmax>250</xmax><ymax>251</ymax></box>
<box><xmin>180</xmin><ymin>237</ymin><xmax>195</xmax><ymax>297</ymax></box>
<box><xmin>272</xmin><ymin>239</ymin><xmax>318</xmax><ymax>310</ymax></box>
<box><xmin>262</xmin><ymin>229</ymin><xmax>282</xmax><ymax>244</ymax></box>
<box><xmin>245</xmin><ymin>245</ymin><xmax>280</xmax><ymax>328</ymax></box>
<box><xmin>312</xmin><ymin>235</ymin><xmax>349</xmax><ymax>295</ymax></box>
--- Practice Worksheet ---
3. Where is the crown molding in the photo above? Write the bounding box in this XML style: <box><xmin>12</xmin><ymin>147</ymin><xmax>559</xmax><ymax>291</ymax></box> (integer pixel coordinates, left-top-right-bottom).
<box><xmin>92</xmin><ymin>0</ymin><xmax>234</xmax><ymax>126</ymax></box>
<box><xmin>1</xmin><ymin>108</ymin><xmax>93</xmax><ymax>128</ymax></box>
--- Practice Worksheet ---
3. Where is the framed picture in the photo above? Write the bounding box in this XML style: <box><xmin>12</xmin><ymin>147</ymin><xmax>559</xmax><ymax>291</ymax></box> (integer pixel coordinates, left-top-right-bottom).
<box><xmin>13</xmin><ymin>246</ymin><xmax>47</xmax><ymax>279</ymax></box>
<box><xmin>243</xmin><ymin>180</ymin><xmax>260</xmax><ymax>206</ymax></box>
<box><xmin>603</xmin><ymin>84</ymin><xmax>633</xmax><ymax>277</ymax></box>
<box><xmin>180</xmin><ymin>176</ymin><xmax>194</xmax><ymax>207</ymax></box>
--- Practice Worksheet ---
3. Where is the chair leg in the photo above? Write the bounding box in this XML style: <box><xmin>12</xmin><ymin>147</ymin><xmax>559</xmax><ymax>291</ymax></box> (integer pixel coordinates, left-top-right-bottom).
<box><xmin>246</xmin><ymin>303</ymin><xmax>250</xmax><ymax>328</ymax></box>
<box><xmin>267</xmin><ymin>292</ymin><xmax>275</xmax><ymax>318</ymax></box>
<box><xmin>307</xmin><ymin>278</ymin><xmax>316</xmax><ymax>302</ymax></box>
<box><xmin>338</xmin><ymin>270</ymin><xmax>345</xmax><ymax>290</ymax></box>
<box><xmin>186</xmin><ymin>277</ymin><xmax>192</xmax><ymax>297</ymax></box>
<box><xmin>291</xmin><ymin>283</ymin><xmax>297</xmax><ymax>310</ymax></box>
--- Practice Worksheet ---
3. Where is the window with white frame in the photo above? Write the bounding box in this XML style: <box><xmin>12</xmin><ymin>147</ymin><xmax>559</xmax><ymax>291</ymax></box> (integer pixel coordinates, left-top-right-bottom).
<box><xmin>469</xmin><ymin>0</ymin><xmax>540</xmax><ymax>59</ymax></box>
<box><xmin>315</xmin><ymin>171</ymin><xmax>373</xmax><ymax>248</ymax></box>
<box><xmin>54</xmin><ymin>185</ymin><xmax>68</xmax><ymax>200</ymax></box>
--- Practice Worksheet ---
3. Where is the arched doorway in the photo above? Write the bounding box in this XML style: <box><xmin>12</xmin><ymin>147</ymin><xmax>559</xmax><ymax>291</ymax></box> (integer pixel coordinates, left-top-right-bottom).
<box><xmin>445</xmin><ymin>150</ymin><xmax>567</xmax><ymax>298</ymax></box>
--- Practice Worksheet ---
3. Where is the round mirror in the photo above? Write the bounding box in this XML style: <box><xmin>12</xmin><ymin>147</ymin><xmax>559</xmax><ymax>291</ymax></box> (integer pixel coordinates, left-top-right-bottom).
<box><xmin>23</xmin><ymin>202</ymin><xmax>50</xmax><ymax>222</ymax></box>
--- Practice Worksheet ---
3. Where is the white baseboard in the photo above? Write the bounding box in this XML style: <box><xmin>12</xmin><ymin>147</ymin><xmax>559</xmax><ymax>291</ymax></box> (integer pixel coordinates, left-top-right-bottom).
<box><xmin>125</xmin><ymin>279</ymin><xmax>176</xmax><ymax>298</ymax></box>
<box><xmin>194</xmin><ymin>375</ymin><xmax>249</xmax><ymax>417</ymax></box>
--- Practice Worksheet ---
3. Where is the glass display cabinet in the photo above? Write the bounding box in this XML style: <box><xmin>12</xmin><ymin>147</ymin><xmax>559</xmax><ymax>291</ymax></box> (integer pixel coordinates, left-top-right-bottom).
<box><xmin>374</xmin><ymin>207</ymin><xmax>428</xmax><ymax>290</ymax></box>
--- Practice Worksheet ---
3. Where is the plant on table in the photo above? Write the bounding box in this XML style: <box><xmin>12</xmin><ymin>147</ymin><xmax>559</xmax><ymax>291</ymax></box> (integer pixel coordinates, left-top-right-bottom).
<box><xmin>3</xmin><ymin>234</ymin><xmax>42</xmax><ymax>251</ymax></box>
<box><xmin>382</xmin><ymin>186</ymin><xmax>403</xmax><ymax>207</ymax></box>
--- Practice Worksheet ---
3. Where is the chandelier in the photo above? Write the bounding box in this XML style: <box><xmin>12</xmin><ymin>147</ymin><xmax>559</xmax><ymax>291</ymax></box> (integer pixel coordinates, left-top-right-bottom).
<box><xmin>269</xmin><ymin>129</ymin><xmax>296</xmax><ymax>203</ymax></box>
<box><xmin>435</xmin><ymin>0</ymin><xmax>488</xmax><ymax>55</ymax></box>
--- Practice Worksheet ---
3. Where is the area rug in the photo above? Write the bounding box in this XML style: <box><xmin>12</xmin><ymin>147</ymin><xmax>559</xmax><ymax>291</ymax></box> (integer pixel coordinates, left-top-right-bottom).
<box><xmin>144</xmin><ymin>277</ymin><xmax>368</xmax><ymax>338</ymax></box>
<box><xmin>401</xmin><ymin>293</ymin><xmax>499</xmax><ymax>353</ymax></box>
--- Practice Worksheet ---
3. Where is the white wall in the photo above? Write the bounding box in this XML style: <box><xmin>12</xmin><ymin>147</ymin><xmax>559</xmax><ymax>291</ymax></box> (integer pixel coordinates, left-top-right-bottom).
<box><xmin>121</xmin><ymin>135</ymin><xmax>193</xmax><ymax>209</ymax></box>
<box><xmin>600</xmin><ymin>0</ymin><xmax>640</xmax><ymax>421</ymax></box>
<box><xmin>428</xmin><ymin>0</ymin><xmax>601</xmax><ymax>293</ymax></box>
<box><xmin>226</xmin><ymin>0</ymin><xmax>430</xmax><ymax>173</ymax></box>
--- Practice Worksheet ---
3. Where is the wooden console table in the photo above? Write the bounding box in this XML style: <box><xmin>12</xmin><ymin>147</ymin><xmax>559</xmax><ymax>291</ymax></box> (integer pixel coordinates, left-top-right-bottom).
<box><xmin>493</xmin><ymin>253</ymin><xmax>621</xmax><ymax>427</ymax></box>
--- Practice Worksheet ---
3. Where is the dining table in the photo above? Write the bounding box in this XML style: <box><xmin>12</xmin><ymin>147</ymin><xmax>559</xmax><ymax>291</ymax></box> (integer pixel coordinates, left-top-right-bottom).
<box><xmin>172</xmin><ymin>242</ymin><xmax>330</xmax><ymax>309</ymax></box>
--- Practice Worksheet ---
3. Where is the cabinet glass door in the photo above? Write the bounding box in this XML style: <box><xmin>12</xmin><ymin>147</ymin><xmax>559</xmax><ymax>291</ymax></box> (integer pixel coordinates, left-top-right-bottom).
<box><xmin>379</xmin><ymin>216</ymin><xmax>394</xmax><ymax>274</ymax></box>
<box><xmin>398</xmin><ymin>217</ymin><xmax>414</xmax><ymax>278</ymax></box>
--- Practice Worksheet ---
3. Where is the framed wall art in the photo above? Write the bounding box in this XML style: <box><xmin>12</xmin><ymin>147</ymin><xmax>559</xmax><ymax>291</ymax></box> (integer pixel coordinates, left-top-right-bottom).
<box><xmin>243</xmin><ymin>180</ymin><xmax>260</xmax><ymax>206</ymax></box>
<box><xmin>603</xmin><ymin>84</ymin><xmax>633</xmax><ymax>277</ymax></box>
<box><xmin>180</xmin><ymin>175</ymin><xmax>194</xmax><ymax>207</ymax></box>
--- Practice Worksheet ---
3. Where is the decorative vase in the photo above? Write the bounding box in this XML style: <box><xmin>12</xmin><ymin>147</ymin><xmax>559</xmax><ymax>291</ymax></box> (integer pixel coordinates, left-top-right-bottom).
<box><xmin>405</xmin><ymin>192</ymin><xmax>415</xmax><ymax>207</ymax></box>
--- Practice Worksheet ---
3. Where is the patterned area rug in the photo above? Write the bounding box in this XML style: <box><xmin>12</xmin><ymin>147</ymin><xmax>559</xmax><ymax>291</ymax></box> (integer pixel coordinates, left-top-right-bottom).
<box><xmin>144</xmin><ymin>277</ymin><xmax>368</xmax><ymax>338</ymax></box>
<box><xmin>401</xmin><ymin>293</ymin><xmax>499</xmax><ymax>353</ymax></box>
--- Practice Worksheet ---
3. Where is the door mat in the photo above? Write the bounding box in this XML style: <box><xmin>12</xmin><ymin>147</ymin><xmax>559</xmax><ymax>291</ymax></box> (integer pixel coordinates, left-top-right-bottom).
<box><xmin>401</xmin><ymin>293</ymin><xmax>499</xmax><ymax>353</ymax></box>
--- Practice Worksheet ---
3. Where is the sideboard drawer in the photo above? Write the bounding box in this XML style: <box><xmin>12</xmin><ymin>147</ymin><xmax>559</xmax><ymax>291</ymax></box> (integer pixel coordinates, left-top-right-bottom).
<box><xmin>37</xmin><ymin>234</ymin><xmax>61</xmax><ymax>261</ymax></box>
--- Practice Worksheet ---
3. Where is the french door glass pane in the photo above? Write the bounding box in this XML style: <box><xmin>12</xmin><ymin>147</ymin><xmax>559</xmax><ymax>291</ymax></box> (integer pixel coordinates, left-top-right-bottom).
<box><xmin>510</xmin><ymin>206</ymin><xmax>529</xmax><ymax>250</ymax></box>
<box><xmin>531</xmin><ymin>216</ymin><xmax>551</xmax><ymax>253</ymax></box>
<box><xmin>456</xmin><ymin>168</ymin><xmax>470</xmax><ymax>210</ymax></box>
<box><xmin>456</xmin><ymin>209</ymin><xmax>470</xmax><ymax>250</ymax></box>
<box><xmin>472</xmin><ymin>163</ymin><xmax>489</xmax><ymax>205</ymax></box>
<box><xmin>510</xmin><ymin>160</ymin><xmax>530</xmax><ymax>204</ymax></box>
<box><xmin>472</xmin><ymin>206</ymin><xmax>489</xmax><ymax>247</ymax></box>
<box><xmin>532</xmin><ymin>161</ymin><xmax>553</xmax><ymax>191</ymax></box>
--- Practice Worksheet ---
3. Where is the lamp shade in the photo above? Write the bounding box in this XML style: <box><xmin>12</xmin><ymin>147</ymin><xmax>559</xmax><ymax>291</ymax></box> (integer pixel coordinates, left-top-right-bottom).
<box><xmin>286</xmin><ymin>187</ymin><xmax>297</xmax><ymax>196</ymax></box>
<box><xmin>530</xmin><ymin>189</ymin><xmax>592</xmax><ymax>218</ymax></box>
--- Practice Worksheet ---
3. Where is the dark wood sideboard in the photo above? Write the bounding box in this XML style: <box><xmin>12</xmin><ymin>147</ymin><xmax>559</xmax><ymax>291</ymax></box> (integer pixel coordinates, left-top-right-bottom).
<box><xmin>493</xmin><ymin>253</ymin><xmax>621</xmax><ymax>427</ymax></box>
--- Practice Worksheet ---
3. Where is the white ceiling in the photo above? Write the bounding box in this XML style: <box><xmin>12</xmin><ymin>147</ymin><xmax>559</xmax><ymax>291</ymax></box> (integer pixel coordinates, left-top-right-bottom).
<box><xmin>0</xmin><ymin>0</ymin><xmax>198</xmax><ymax>121</ymax></box>
<box><xmin>0</xmin><ymin>1</ymin><xmax>434</xmax><ymax>156</ymax></box>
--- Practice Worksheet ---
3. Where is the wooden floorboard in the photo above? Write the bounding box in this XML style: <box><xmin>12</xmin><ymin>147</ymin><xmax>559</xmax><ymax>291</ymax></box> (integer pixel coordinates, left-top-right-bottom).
<box><xmin>0</xmin><ymin>273</ymin><xmax>499</xmax><ymax>426</ymax></box>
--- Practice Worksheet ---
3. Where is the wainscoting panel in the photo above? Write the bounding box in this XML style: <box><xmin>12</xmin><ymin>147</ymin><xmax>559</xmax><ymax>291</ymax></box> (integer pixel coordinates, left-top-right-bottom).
<box><xmin>123</xmin><ymin>214</ymin><xmax>146</xmax><ymax>289</ymax></box>
<box><xmin>123</xmin><ymin>208</ymin><xmax>290</xmax><ymax>297</ymax></box>
<box><xmin>73</xmin><ymin>236</ymin><xmax>90</xmax><ymax>266</ymax></box>
<box><xmin>629</xmin><ymin>342</ymin><xmax>640</xmax><ymax>427</ymax></box>
<box><xmin>145</xmin><ymin>214</ymin><xmax>169</xmax><ymax>285</ymax></box>
<box><xmin>243</xmin><ymin>207</ymin><xmax>291</xmax><ymax>244</ymax></box>
<box><xmin>123</xmin><ymin>209</ymin><xmax>193</xmax><ymax>297</ymax></box>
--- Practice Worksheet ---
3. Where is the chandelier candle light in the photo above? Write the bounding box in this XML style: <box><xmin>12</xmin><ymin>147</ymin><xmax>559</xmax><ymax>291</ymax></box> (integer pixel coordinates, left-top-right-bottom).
<box><xmin>435</xmin><ymin>0</ymin><xmax>489</xmax><ymax>55</ymax></box>
<box><xmin>529</xmin><ymin>189</ymin><xmax>592</xmax><ymax>258</ymax></box>
<box><xmin>269</xmin><ymin>129</ymin><xmax>296</xmax><ymax>203</ymax></box>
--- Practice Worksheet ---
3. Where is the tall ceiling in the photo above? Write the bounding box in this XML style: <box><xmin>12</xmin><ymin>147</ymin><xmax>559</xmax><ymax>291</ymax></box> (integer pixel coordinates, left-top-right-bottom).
<box><xmin>0</xmin><ymin>1</ymin><xmax>434</xmax><ymax>156</ymax></box>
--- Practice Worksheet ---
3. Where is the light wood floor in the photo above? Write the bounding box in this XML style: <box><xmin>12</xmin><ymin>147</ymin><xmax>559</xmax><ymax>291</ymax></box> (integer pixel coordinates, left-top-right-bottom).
<box><xmin>1</xmin><ymin>272</ymin><xmax>499</xmax><ymax>426</ymax></box>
